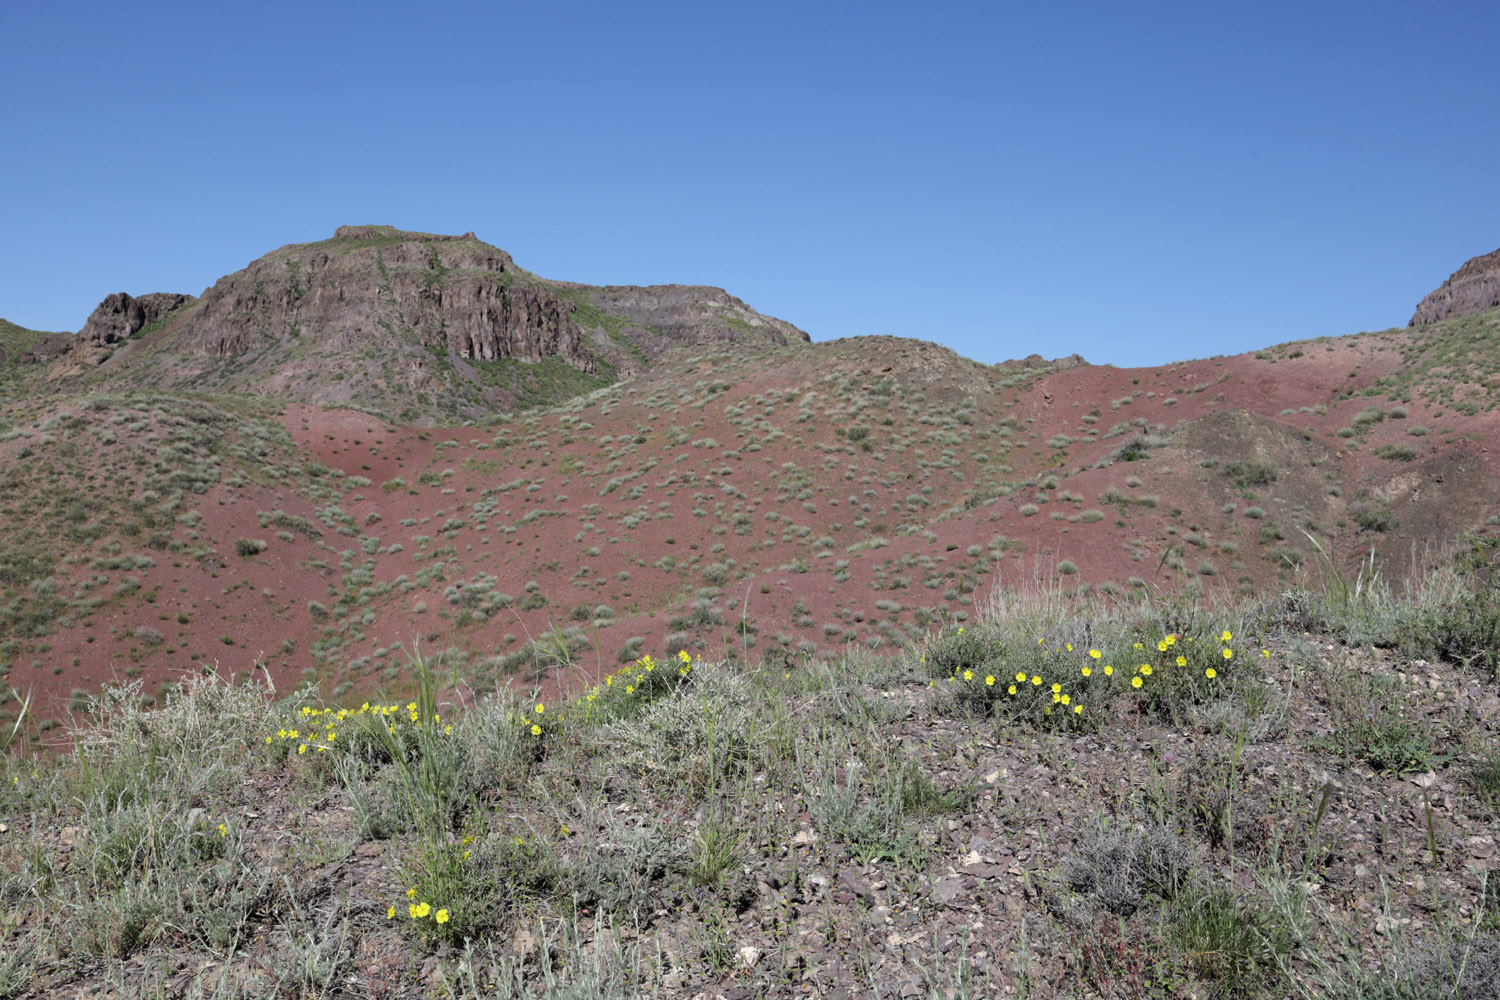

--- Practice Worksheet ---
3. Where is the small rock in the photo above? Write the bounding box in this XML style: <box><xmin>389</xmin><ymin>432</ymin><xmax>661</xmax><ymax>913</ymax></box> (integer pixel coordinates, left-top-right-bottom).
<box><xmin>933</xmin><ymin>876</ymin><xmax>964</xmax><ymax>903</ymax></box>
<box><xmin>839</xmin><ymin>870</ymin><xmax>873</xmax><ymax>900</ymax></box>
<box><xmin>792</xmin><ymin>827</ymin><xmax>818</xmax><ymax>845</ymax></box>
<box><xmin>736</xmin><ymin>945</ymin><xmax>761</xmax><ymax>968</ymax></box>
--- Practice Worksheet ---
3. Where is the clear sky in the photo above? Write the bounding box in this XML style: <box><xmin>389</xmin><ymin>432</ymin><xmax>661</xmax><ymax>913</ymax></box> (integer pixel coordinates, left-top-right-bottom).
<box><xmin>3</xmin><ymin>1</ymin><xmax>1498</xmax><ymax>367</ymax></box>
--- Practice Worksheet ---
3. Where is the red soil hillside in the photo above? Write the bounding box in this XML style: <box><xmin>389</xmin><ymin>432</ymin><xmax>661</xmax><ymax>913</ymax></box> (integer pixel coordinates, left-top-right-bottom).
<box><xmin>5</xmin><ymin>305</ymin><xmax>1500</xmax><ymax>736</ymax></box>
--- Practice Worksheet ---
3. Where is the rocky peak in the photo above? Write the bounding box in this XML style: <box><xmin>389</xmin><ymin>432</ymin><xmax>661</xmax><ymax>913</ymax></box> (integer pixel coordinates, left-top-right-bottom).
<box><xmin>51</xmin><ymin>226</ymin><xmax>809</xmax><ymax>420</ymax></box>
<box><xmin>77</xmin><ymin>292</ymin><xmax>192</xmax><ymax>346</ymax></box>
<box><xmin>1410</xmin><ymin>247</ymin><xmax>1500</xmax><ymax>326</ymax></box>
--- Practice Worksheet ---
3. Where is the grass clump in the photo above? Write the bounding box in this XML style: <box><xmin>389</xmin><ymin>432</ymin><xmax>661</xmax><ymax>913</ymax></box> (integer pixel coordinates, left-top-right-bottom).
<box><xmin>1223</xmin><ymin>459</ymin><xmax>1279</xmax><ymax>488</ymax></box>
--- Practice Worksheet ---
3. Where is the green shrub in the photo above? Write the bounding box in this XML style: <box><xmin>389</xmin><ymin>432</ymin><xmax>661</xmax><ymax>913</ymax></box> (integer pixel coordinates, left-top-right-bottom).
<box><xmin>235</xmin><ymin>538</ymin><xmax>267</xmax><ymax>557</ymax></box>
<box><xmin>1375</xmin><ymin>443</ymin><xmax>1418</xmax><ymax>462</ymax></box>
<box><xmin>1223</xmin><ymin>460</ymin><xmax>1278</xmax><ymax>487</ymax></box>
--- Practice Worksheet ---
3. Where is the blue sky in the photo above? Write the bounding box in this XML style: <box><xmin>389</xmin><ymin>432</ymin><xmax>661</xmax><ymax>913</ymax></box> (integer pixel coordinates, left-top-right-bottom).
<box><xmin>3</xmin><ymin>1</ymin><xmax>1498</xmax><ymax>367</ymax></box>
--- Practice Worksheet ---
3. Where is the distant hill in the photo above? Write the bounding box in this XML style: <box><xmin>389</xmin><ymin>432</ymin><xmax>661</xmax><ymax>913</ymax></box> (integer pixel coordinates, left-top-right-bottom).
<box><xmin>46</xmin><ymin>225</ymin><xmax>809</xmax><ymax>422</ymax></box>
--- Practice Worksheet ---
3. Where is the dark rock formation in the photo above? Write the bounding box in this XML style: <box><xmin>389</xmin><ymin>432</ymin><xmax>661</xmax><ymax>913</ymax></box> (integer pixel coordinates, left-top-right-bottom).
<box><xmin>184</xmin><ymin>230</ymin><xmax>592</xmax><ymax>370</ymax></box>
<box><xmin>77</xmin><ymin>292</ymin><xmax>192</xmax><ymax>347</ymax></box>
<box><xmin>15</xmin><ymin>334</ymin><xmax>73</xmax><ymax>365</ymax></box>
<box><xmin>997</xmin><ymin>352</ymin><xmax>1088</xmax><ymax>371</ymax></box>
<box><xmin>1410</xmin><ymin>247</ymin><xmax>1500</xmax><ymax>325</ymax></box>
<box><xmin>51</xmin><ymin>226</ymin><xmax>810</xmax><ymax>419</ymax></box>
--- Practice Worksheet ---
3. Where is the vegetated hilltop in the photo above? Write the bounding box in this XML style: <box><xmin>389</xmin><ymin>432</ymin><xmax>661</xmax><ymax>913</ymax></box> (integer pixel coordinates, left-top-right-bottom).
<box><xmin>3</xmin><ymin>238</ymin><xmax>1500</xmax><ymax>741</ymax></box>
<box><xmin>1410</xmin><ymin>245</ymin><xmax>1500</xmax><ymax>325</ymax></box>
<box><xmin>0</xmin><ymin>318</ymin><xmax>69</xmax><ymax>393</ymax></box>
<box><xmin>42</xmin><ymin>225</ymin><xmax>809</xmax><ymax>422</ymax></box>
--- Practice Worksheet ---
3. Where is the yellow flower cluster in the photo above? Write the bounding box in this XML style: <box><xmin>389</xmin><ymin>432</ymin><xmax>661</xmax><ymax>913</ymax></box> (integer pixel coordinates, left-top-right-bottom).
<box><xmin>265</xmin><ymin>700</ymin><xmax>450</xmax><ymax>755</ymax></box>
<box><xmin>520</xmin><ymin>650</ymin><xmax>701</xmax><ymax>736</ymax></box>
<box><xmin>389</xmin><ymin>889</ymin><xmax>450</xmax><ymax>925</ymax></box>
<box><xmin>946</xmin><ymin>628</ymin><xmax>1273</xmax><ymax>725</ymax></box>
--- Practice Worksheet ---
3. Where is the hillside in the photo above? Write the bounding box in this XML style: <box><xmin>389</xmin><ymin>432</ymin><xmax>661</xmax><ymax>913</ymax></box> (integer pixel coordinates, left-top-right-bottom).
<box><xmin>44</xmin><ymin>226</ymin><xmax>810</xmax><ymax>422</ymax></box>
<box><xmin>7</xmin><ymin>237</ymin><xmax>1500</xmax><ymax>996</ymax></box>
<box><xmin>0</xmin><ymin>318</ymin><xmax>68</xmax><ymax>396</ymax></box>
<box><xmin>4</xmin><ymin>304</ymin><xmax>1500</xmax><ymax>735</ymax></box>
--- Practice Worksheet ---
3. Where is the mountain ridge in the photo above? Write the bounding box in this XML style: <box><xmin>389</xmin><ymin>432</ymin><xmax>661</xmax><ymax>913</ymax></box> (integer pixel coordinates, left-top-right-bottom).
<box><xmin>43</xmin><ymin>225</ymin><xmax>811</xmax><ymax>422</ymax></box>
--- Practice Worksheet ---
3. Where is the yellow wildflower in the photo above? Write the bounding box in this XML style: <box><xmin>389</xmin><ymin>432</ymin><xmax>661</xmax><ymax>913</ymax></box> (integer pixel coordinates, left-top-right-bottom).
<box><xmin>1082</xmin><ymin>666</ymin><xmax>1092</xmax><ymax>677</ymax></box>
<box><xmin>1131</xmin><ymin>676</ymin><xmax>1143</xmax><ymax>688</ymax></box>
<box><xmin>1088</xmin><ymin>649</ymin><xmax>1101</xmax><ymax>659</ymax></box>
<box><xmin>435</xmin><ymin>909</ymin><xmax>450</xmax><ymax>924</ymax></box>
<box><xmin>1205</xmin><ymin>667</ymin><xmax>1218</xmax><ymax>679</ymax></box>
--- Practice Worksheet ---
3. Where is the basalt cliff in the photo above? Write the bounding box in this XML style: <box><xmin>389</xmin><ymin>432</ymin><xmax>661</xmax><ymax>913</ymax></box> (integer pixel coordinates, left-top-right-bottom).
<box><xmin>48</xmin><ymin>225</ymin><xmax>809</xmax><ymax>421</ymax></box>
<box><xmin>1410</xmin><ymin>246</ymin><xmax>1500</xmax><ymax>326</ymax></box>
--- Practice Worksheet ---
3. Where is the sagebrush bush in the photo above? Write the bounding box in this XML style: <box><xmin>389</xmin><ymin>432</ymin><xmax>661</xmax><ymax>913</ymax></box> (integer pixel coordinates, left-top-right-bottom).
<box><xmin>1063</xmin><ymin>825</ymin><xmax>1193</xmax><ymax>915</ymax></box>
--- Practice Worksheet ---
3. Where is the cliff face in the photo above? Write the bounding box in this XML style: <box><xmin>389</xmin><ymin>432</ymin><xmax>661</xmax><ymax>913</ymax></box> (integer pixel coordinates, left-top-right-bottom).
<box><xmin>77</xmin><ymin>292</ymin><xmax>194</xmax><ymax>347</ymax></box>
<box><xmin>51</xmin><ymin>226</ymin><xmax>810</xmax><ymax>420</ymax></box>
<box><xmin>183</xmin><ymin>226</ymin><xmax>593</xmax><ymax>370</ymax></box>
<box><xmin>1410</xmin><ymin>247</ymin><xmax>1500</xmax><ymax>326</ymax></box>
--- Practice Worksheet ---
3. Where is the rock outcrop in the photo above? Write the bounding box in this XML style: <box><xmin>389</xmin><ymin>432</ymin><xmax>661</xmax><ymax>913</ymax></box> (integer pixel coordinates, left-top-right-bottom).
<box><xmin>51</xmin><ymin>226</ymin><xmax>810</xmax><ymax>420</ymax></box>
<box><xmin>184</xmin><ymin>226</ymin><xmax>592</xmax><ymax>370</ymax></box>
<box><xmin>997</xmin><ymin>352</ymin><xmax>1089</xmax><ymax>371</ymax></box>
<box><xmin>575</xmin><ymin>283</ymin><xmax>810</xmax><ymax>354</ymax></box>
<box><xmin>1410</xmin><ymin>247</ymin><xmax>1500</xmax><ymax>326</ymax></box>
<box><xmin>77</xmin><ymin>292</ymin><xmax>192</xmax><ymax>347</ymax></box>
